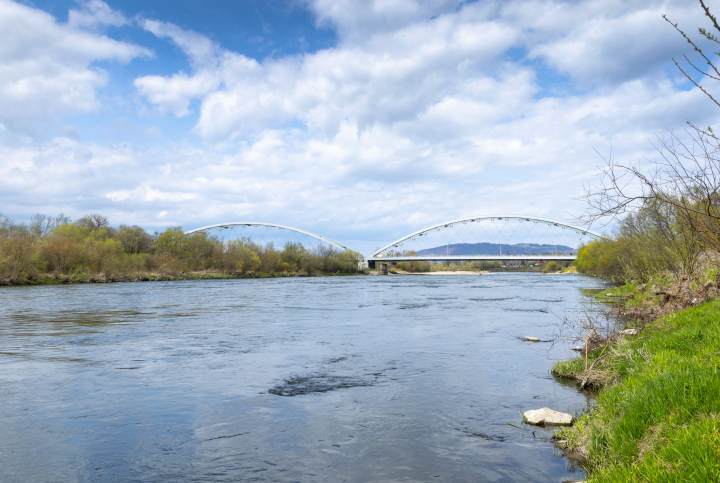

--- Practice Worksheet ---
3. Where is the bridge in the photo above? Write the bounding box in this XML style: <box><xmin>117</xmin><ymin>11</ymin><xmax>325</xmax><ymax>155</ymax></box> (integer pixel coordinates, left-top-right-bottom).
<box><xmin>367</xmin><ymin>215</ymin><xmax>601</xmax><ymax>268</ymax></box>
<box><xmin>185</xmin><ymin>215</ymin><xmax>601</xmax><ymax>269</ymax></box>
<box><xmin>185</xmin><ymin>222</ymin><xmax>352</xmax><ymax>251</ymax></box>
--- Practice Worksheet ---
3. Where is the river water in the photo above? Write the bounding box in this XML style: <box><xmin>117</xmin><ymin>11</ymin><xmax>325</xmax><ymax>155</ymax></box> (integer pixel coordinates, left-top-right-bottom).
<box><xmin>0</xmin><ymin>274</ymin><xmax>606</xmax><ymax>482</ymax></box>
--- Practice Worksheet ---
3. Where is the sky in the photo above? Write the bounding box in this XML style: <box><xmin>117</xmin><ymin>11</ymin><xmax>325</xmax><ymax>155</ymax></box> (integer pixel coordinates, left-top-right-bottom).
<box><xmin>1</xmin><ymin>0</ymin><xmax>718</xmax><ymax>254</ymax></box>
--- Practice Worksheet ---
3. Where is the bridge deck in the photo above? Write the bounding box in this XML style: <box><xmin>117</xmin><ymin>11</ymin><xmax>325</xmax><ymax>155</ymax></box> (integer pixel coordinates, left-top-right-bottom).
<box><xmin>369</xmin><ymin>255</ymin><xmax>577</xmax><ymax>262</ymax></box>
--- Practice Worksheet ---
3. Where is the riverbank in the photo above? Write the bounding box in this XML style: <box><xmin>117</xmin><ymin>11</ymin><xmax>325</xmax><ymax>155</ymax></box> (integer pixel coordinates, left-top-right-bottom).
<box><xmin>390</xmin><ymin>270</ymin><xmax>492</xmax><ymax>275</ymax></box>
<box><xmin>551</xmin><ymin>276</ymin><xmax>720</xmax><ymax>481</ymax></box>
<box><xmin>0</xmin><ymin>270</ymin><xmax>363</xmax><ymax>286</ymax></box>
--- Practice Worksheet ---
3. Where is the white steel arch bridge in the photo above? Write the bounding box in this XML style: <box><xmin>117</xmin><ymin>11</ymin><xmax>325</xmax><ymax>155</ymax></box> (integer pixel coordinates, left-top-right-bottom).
<box><xmin>185</xmin><ymin>222</ymin><xmax>352</xmax><ymax>251</ymax></box>
<box><xmin>368</xmin><ymin>215</ymin><xmax>601</xmax><ymax>266</ymax></box>
<box><xmin>185</xmin><ymin>216</ymin><xmax>601</xmax><ymax>265</ymax></box>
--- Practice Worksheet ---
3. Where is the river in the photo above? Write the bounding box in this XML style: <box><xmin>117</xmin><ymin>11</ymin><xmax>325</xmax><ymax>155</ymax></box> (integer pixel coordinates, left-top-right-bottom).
<box><xmin>0</xmin><ymin>274</ymin><xmax>607</xmax><ymax>482</ymax></box>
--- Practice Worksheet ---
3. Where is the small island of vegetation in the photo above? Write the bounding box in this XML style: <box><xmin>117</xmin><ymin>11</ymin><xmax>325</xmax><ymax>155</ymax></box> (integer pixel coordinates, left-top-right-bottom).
<box><xmin>0</xmin><ymin>213</ymin><xmax>364</xmax><ymax>285</ymax></box>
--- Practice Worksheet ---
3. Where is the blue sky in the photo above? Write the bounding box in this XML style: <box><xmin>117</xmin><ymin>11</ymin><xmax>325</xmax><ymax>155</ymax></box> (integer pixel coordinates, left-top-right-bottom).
<box><xmin>1</xmin><ymin>0</ymin><xmax>718</xmax><ymax>253</ymax></box>
<box><xmin>24</xmin><ymin>0</ymin><xmax>337</xmax><ymax>59</ymax></box>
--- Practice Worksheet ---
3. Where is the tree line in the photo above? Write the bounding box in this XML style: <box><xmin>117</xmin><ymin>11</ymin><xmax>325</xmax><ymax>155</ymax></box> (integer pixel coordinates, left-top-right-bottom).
<box><xmin>0</xmin><ymin>213</ymin><xmax>364</xmax><ymax>284</ymax></box>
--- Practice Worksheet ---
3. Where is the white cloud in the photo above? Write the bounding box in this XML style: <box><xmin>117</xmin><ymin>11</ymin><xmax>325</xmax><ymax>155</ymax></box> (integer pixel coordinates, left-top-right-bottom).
<box><xmin>505</xmin><ymin>0</ymin><xmax>707</xmax><ymax>86</ymax></box>
<box><xmin>3</xmin><ymin>76</ymin><xmax>710</xmax><ymax>251</ymax></box>
<box><xmin>68</xmin><ymin>0</ymin><xmax>128</xmax><ymax>29</ymax></box>
<box><xmin>143</xmin><ymin>126</ymin><xmax>162</xmax><ymax>138</ymax></box>
<box><xmin>2</xmin><ymin>0</ymin><xmax>719</xmax><ymax>252</ymax></box>
<box><xmin>141</xmin><ymin>19</ymin><xmax>218</xmax><ymax>68</ymax></box>
<box><xmin>308</xmin><ymin>0</ymin><xmax>467</xmax><ymax>43</ymax></box>
<box><xmin>137</xmin><ymin>2</ymin><xmax>519</xmax><ymax>141</ymax></box>
<box><xmin>0</xmin><ymin>0</ymin><xmax>150</xmax><ymax>133</ymax></box>
<box><xmin>106</xmin><ymin>185</ymin><xmax>197</xmax><ymax>203</ymax></box>
<box><xmin>135</xmin><ymin>70</ymin><xmax>221</xmax><ymax>117</ymax></box>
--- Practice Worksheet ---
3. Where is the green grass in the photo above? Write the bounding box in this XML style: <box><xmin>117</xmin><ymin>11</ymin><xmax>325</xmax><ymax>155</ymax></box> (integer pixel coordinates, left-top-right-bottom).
<box><xmin>555</xmin><ymin>299</ymin><xmax>720</xmax><ymax>482</ymax></box>
<box><xmin>552</xmin><ymin>356</ymin><xmax>587</xmax><ymax>379</ymax></box>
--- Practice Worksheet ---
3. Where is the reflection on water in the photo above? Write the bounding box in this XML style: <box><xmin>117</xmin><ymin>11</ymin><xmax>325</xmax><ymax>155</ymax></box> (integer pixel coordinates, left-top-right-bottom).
<box><xmin>0</xmin><ymin>274</ymin><xmax>611</xmax><ymax>482</ymax></box>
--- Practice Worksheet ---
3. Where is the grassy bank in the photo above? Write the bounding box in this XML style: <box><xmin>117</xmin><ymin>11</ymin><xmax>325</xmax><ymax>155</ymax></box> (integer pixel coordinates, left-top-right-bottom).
<box><xmin>552</xmin><ymin>292</ymin><xmax>720</xmax><ymax>481</ymax></box>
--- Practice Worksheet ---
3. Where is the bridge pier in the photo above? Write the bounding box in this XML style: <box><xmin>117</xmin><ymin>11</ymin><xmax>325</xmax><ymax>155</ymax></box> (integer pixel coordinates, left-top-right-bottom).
<box><xmin>366</xmin><ymin>260</ymin><xmax>388</xmax><ymax>274</ymax></box>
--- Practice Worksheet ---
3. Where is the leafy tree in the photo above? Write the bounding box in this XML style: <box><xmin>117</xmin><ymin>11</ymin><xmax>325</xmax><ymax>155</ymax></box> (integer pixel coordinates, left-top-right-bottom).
<box><xmin>258</xmin><ymin>242</ymin><xmax>280</xmax><ymax>273</ymax></box>
<box><xmin>336</xmin><ymin>249</ymin><xmax>364</xmax><ymax>272</ymax></box>
<box><xmin>115</xmin><ymin>225</ymin><xmax>154</xmax><ymax>254</ymax></box>
<box><xmin>280</xmin><ymin>242</ymin><xmax>305</xmax><ymax>271</ymax></box>
<box><xmin>154</xmin><ymin>227</ymin><xmax>186</xmax><ymax>258</ymax></box>
<box><xmin>224</xmin><ymin>240</ymin><xmax>261</xmax><ymax>274</ymax></box>
<box><xmin>0</xmin><ymin>228</ymin><xmax>45</xmax><ymax>279</ymax></box>
<box><xmin>84</xmin><ymin>238</ymin><xmax>123</xmax><ymax>274</ymax></box>
<box><xmin>543</xmin><ymin>261</ymin><xmax>559</xmax><ymax>273</ymax></box>
<box><xmin>183</xmin><ymin>233</ymin><xmax>214</xmax><ymax>270</ymax></box>
<box><xmin>44</xmin><ymin>236</ymin><xmax>82</xmax><ymax>273</ymax></box>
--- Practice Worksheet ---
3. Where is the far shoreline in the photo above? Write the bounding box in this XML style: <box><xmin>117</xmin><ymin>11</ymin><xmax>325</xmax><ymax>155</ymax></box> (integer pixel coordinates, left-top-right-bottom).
<box><xmin>389</xmin><ymin>270</ymin><xmax>491</xmax><ymax>275</ymax></box>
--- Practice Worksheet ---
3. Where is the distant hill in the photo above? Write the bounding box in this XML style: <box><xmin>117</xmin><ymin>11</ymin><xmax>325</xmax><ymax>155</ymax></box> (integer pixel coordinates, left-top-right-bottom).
<box><xmin>416</xmin><ymin>242</ymin><xmax>575</xmax><ymax>256</ymax></box>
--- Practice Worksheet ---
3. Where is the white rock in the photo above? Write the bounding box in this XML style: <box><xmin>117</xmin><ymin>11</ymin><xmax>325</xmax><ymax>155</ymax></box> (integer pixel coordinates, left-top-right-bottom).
<box><xmin>523</xmin><ymin>408</ymin><xmax>573</xmax><ymax>426</ymax></box>
<box><xmin>571</xmin><ymin>346</ymin><xmax>583</xmax><ymax>352</ymax></box>
<box><xmin>619</xmin><ymin>328</ymin><xmax>640</xmax><ymax>336</ymax></box>
<box><xmin>523</xmin><ymin>336</ymin><xmax>541</xmax><ymax>342</ymax></box>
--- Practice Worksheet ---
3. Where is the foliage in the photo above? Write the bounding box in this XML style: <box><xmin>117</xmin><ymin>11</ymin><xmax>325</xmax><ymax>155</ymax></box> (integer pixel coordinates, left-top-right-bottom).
<box><xmin>394</xmin><ymin>250</ymin><xmax>432</xmax><ymax>272</ymax></box>
<box><xmin>395</xmin><ymin>260</ymin><xmax>431</xmax><ymax>272</ymax></box>
<box><xmin>115</xmin><ymin>225</ymin><xmax>154</xmax><ymax>254</ymax></box>
<box><xmin>542</xmin><ymin>261</ymin><xmax>559</xmax><ymax>273</ymax></box>
<box><xmin>0</xmin><ymin>214</ymin><xmax>363</xmax><ymax>283</ymax></box>
<box><xmin>575</xmin><ymin>197</ymin><xmax>703</xmax><ymax>283</ymax></box>
<box><xmin>0</xmin><ymin>226</ymin><xmax>45</xmax><ymax>280</ymax></box>
<box><xmin>468</xmin><ymin>260</ymin><xmax>503</xmax><ymax>271</ymax></box>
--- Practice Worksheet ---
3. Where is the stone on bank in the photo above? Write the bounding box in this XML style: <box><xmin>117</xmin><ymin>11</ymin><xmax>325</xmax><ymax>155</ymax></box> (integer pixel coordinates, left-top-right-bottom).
<box><xmin>523</xmin><ymin>408</ymin><xmax>573</xmax><ymax>426</ymax></box>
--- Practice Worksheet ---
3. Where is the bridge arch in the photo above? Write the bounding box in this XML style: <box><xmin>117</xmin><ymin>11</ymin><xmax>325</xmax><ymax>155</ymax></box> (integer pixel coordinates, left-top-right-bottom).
<box><xmin>371</xmin><ymin>215</ymin><xmax>601</xmax><ymax>260</ymax></box>
<box><xmin>185</xmin><ymin>222</ymin><xmax>352</xmax><ymax>252</ymax></box>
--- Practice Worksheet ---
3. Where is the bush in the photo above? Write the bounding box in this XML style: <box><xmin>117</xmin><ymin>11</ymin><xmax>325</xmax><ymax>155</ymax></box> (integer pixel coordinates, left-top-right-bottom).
<box><xmin>575</xmin><ymin>198</ymin><xmax>701</xmax><ymax>283</ymax></box>
<box><xmin>0</xmin><ymin>229</ymin><xmax>44</xmax><ymax>279</ymax></box>
<box><xmin>542</xmin><ymin>261</ymin><xmax>559</xmax><ymax>273</ymax></box>
<box><xmin>44</xmin><ymin>235</ymin><xmax>82</xmax><ymax>273</ymax></box>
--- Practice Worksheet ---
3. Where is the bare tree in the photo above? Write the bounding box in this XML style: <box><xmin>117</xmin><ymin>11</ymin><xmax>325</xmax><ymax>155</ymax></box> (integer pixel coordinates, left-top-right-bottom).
<box><xmin>663</xmin><ymin>0</ymin><xmax>720</xmax><ymax>109</ymax></box>
<box><xmin>582</xmin><ymin>130</ymin><xmax>720</xmax><ymax>254</ymax></box>
<box><xmin>0</xmin><ymin>214</ymin><xmax>15</xmax><ymax>231</ymax></box>
<box><xmin>77</xmin><ymin>214</ymin><xmax>110</xmax><ymax>232</ymax></box>
<box><xmin>582</xmin><ymin>1</ymin><xmax>720</xmax><ymax>256</ymax></box>
<box><xmin>54</xmin><ymin>213</ymin><xmax>71</xmax><ymax>226</ymax></box>
<box><xmin>29</xmin><ymin>213</ymin><xmax>53</xmax><ymax>238</ymax></box>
